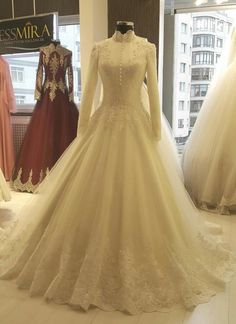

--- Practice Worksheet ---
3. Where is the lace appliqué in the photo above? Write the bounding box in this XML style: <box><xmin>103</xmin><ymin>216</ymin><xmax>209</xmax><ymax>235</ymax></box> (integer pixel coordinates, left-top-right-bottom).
<box><xmin>11</xmin><ymin>168</ymin><xmax>50</xmax><ymax>193</ymax></box>
<box><xmin>89</xmin><ymin>104</ymin><xmax>153</xmax><ymax>139</ymax></box>
<box><xmin>35</xmin><ymin>45</ymin><xmax>74</xmax><ymax>102</ymax></box>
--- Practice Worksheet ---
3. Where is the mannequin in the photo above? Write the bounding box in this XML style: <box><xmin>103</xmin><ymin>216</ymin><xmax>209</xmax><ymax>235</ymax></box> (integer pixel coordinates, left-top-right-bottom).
<box><xmin>116</xmin><ymin>21</ymin><xmax>134</xmax><ymax>34</ymax></box>
<box><xmin>50</xmin><ymin>39</ymin><xmax>61</xmax><ymax>46</ymax></box>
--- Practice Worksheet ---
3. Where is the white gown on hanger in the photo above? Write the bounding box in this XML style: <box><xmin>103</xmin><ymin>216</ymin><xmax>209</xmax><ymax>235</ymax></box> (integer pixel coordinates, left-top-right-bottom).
<box><xmin>183</xmin><ymin>27</ymin><xmax>236</xmax><ymax>214</ymax></box>
<box><xmin>0</xmin><ymin>31</ymin><xmax>235</xmax><ymax>314</ymax></box>
<box><xmin>0</xmin><ymin>169</ymin><xmax>11</xmax><ymax>201</ymax></box>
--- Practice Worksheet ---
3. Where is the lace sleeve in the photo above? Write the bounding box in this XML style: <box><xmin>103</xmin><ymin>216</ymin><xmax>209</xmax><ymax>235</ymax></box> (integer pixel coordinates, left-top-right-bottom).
<box><xmin>77</xmin><ymin>44</ymin><xmax>99</xmax><ymax>136</ymax></box>
<box><xmin>34</xmin><ymin>50</ymin><xmax>44</xmax><ymax>101</ymax></box>
<box><xmin>67</xmin><ymin>53</ymin><xmax>74</xmax><ymax>102</ymax></box>
<box><xmin>146</xmin><ymin>44</ymin><xmax>161</xmax><ymax>141</ymax></box>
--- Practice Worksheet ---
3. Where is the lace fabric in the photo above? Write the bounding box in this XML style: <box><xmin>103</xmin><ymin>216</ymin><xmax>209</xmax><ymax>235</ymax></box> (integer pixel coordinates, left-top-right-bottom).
<box><xmin>35</xmin><ymin>44</ymin><xmax>74</xmax><ymax>102</ymax></box>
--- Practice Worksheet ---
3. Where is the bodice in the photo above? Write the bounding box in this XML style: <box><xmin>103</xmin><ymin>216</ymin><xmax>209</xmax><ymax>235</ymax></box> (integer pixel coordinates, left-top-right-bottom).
<box><xmin>98</xmin><ymin>31</ymin><xmax>147</xmax><ymax>108</ymax></box>
<box><xmin>78</xmin><ymin>31</ymin><xmax>161</xmax><ymax>140</ymax></box>
<box><xmin>35</xmin><ymin>44</ymin><xmax>74</xmax><ymax>102</ymax></box>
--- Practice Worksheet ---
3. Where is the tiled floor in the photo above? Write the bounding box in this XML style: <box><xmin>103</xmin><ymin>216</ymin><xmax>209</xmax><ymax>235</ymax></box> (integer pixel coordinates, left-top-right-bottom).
<box><xmin>0</xmin><ymin>191</ymin><xmax>235</xmax><ymax>324</ymax></box>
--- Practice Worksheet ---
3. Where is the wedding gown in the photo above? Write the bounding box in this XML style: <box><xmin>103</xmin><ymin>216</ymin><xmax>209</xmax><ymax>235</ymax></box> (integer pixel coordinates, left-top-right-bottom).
<box><xmin>183</xmin><ymin>27</ymin><xmax>236</xmax><ymax>214</ymax></box>
<box><xmin>0</xmin><ymin>31</ymin><xmax>235</xmax><ymax>314</ymax></box>
<box><xmin>0</xmin><ymin>169</ymin><xmax>11</xmax><ymax>201</ymax></box>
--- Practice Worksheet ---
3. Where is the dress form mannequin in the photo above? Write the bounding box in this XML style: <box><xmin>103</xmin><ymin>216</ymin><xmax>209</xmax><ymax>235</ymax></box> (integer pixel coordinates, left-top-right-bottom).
<box><xmin>116</xmin><ymin>21</ymin><xmax>134</xmax><ymax>34</ymax></box>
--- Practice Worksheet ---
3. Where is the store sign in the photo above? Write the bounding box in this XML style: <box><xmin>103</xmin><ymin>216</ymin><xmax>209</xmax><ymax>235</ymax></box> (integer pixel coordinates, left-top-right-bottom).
<box><xmin>0</xmin><ymin>13</ymin><xmax>56</xmax><ymax>54</ymax></box>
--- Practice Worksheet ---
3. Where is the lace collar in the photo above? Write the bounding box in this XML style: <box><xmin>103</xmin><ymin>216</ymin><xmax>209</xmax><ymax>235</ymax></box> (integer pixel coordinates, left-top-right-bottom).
<box><xmin>112</xmin><ymin>30</ymin><xmax>135</xmax><ymax>43</ymax></box>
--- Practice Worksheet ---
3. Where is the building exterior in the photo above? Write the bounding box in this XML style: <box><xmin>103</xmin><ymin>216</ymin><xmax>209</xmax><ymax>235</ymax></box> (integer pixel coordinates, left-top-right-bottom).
<box><xmin>172</xmin><ymin>14</ymin><xmax>192</xmax><ymax>144</ymax></box>
<box><xmin>190</xmin><ymin>12</ymin><xmax>232</xmax><ymax>131</ymax></box>
<box><xmin>171</xmin><ymin>11</ymin><xmax>232</xmax><ymax>146</ymax></box>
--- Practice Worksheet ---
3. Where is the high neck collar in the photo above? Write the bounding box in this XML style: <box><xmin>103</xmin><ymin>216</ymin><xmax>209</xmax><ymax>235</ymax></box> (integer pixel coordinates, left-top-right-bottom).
<box><xmin>112</xmin><ymin>30</ymin><xmax>135</xmax><ymax>43</ymax></box>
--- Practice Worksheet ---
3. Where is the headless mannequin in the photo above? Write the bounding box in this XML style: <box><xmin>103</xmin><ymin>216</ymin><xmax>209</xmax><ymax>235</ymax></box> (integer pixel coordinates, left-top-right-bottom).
<box><xmin>116</xmin><ymin>21</ymin><xmax>134</xmax><ymax>34</ymax></box>
<box><xmin>50</xmin><ymin>39</ymin><xmax>61</xmax><ymax>46</ymax></box>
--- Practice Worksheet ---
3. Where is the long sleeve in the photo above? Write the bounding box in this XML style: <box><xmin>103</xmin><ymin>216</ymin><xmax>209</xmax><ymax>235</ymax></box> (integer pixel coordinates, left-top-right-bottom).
<box><xmin>34</xmin><ymin>50</ymin><xmax>44</xmax><ymax>101</ymax></box>
<box><xmin>146</xmin><ymin>44</ymin><xmax>161</xmax><ymax>141</ymax></box>
<box><xmin>67</xmin><ymin>53</ymin><xmax>74</xmax><ymax>102</ymax></box>
<box><xmin>77</xmin><ymin>44</ymin><xmax>98</xmax><ymax>135</ymax></box>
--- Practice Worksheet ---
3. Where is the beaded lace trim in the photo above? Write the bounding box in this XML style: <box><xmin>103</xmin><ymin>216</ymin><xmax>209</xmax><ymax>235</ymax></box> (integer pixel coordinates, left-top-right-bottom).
<box><xmin>11</xmin><ymin>168</ymin><xmax>50</xmax><ymax>193</ymax></box>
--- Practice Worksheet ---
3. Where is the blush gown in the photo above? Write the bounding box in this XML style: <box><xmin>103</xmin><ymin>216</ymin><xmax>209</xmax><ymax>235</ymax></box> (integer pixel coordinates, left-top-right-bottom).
<box><xmin>11</xmin><ymin>44</ymin><xmax>79</xmax><ymax>192</ymax></box>
<box><xmin>0</xmin><ymin>56</ymin><xmax>16</xmax><ymax>181</ymax></box>
<box><xmin>0</xmin><ymin>31</ymin><xmax>235</xmax><ymax>314</ymax></box>
<box><xmin>183</xmin><ymin>27</ymin><xmax>236</xmax><ymax>214</ymax></box>
<box><xmin>0</xmin><ymin>169</ymin><xmax>11</xmax><ymax>201</ymax></box>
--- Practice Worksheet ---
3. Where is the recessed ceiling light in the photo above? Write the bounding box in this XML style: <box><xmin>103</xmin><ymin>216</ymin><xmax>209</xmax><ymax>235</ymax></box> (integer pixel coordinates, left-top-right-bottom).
<box><xmin>195</xmin><ymin>0</ymin><xmax>208</xmax><ymax>6</ymax></box>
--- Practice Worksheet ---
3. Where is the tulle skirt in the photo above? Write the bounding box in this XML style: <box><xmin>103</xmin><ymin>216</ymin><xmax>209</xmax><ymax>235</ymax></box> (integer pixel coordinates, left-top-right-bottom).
<box><xmin>183</xmin><ymin>62</ymin><xmax>236</xmax><ymax>214</ymax></box>
<box><xmin>0</xmin><ymin>103</ymin><xmax>235</xmax><ymax>314</ymax></box>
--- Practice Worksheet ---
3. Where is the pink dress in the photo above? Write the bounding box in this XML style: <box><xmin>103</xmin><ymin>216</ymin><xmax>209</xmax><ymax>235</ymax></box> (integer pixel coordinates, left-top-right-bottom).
<box><xmin>0</xmin><ymin>56</ymin><xmax>16</xmax><ymax>181</ymax></box>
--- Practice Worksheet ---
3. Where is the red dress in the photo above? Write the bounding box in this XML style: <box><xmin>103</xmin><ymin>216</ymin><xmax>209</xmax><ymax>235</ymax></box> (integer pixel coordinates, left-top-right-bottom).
<box><xmin>0</xmin><ymin>56</ymin><xmax>16</xmax><ymax>180</ymax></box>
<box><xmin>12</xmin><ymin>44</ymin><xmax>79</xmax><ymax>192</ymax></box>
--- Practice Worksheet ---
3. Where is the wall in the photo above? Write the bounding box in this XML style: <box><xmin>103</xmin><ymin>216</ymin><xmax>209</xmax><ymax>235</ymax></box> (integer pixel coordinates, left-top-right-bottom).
<box><xmin>108</xmin><ymin>0</ymin><xmax>160</xmax><ymax>59</ymax></box>
<box><xmin>0</xmin><ymin>0</ymin><xmax>79</xmax><ymax>19</ymax></box>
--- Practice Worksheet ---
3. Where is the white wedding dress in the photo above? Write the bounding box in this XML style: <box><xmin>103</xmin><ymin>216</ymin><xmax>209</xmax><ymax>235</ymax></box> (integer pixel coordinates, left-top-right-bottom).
<box><xmin>183</xmin><ymin>28</ymin><xmax>236</xmax><ymax>214</ymax></box>
<box><xmin>0</xmin><ymin>31</ymin><xmax>235</xmax><ymax>314</ymax></box>
<box><xmin>0</xmin><ymin>169</ymin><xmax>11</xmax><ymax>201</ymax></box>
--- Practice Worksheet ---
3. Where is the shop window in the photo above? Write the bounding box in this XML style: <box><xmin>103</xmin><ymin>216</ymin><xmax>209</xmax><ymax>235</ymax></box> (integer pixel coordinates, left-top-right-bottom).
<box><xmin>60</xmin><ymin>25</ymin><xmax>66</xmax><ymax>32</ymax></box>
<box><xmin>11</xmin><ymin>67</ymin><xmax>24</xmax><ymax>83</ymax></box>
<box><xmin>5</xmin><ymin>20</ymin><xmax>80</xmax><ymax>110</ymax></box>
<box><xmin>180</xmin><ymin>63</ymin><xmax>186</xmax><ymax>73</ymax></box>
<box><xmin>179</xmin><ymin>82</ymin><xmax>185</xmax><ymax>92</ymax></box>
<box><xmin>178</xmin><ymin>119</ymin><xmax>184</xmax><ymax>128</ymax></box>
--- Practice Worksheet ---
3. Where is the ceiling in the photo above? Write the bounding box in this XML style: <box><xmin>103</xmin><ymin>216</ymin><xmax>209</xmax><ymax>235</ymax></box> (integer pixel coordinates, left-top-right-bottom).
<box><xmin>165</xmin><ymin>0</ymin><xmax>236</xmax><ymax>10</ymax></box>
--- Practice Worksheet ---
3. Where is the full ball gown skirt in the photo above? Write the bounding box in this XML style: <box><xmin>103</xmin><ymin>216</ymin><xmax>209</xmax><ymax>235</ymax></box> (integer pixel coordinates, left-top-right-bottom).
<box><xmin>0</xmin><ymin>56</ymin><xmax>16</xmax><ymax>181</ymax></box>
<box><xmin>183</xmin><ymin>29</ymin><xmax>236</xmax><ymax>214</ymax></box>
<box><xmin>0</xmin><ymin>31</ymin><xmax>235</xmax><ymax>314</ymax></box>
<box><xmin>0</xmin><ymin>169</ymin><xmax>11</xmax><ymax>201</ymax></box>
<box><xmin>11</xmin><ymin>44</ymin><xmax>79</xmax><ymax>192</ymax></box>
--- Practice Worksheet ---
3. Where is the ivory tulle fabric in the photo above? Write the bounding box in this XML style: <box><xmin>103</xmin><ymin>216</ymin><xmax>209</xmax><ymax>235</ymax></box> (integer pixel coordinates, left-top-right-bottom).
<box><xmin>0</xmin><ymin>56</ymin><xmax>16</xmax><ymax>181</ymax></box>
<box><xmin>0</xmin><ymin>169</ymin><xmax>11</xmax><ymax>201</ymax></box>
<box><xmin>183</xmin><ymin>28</ymin><xmax>236</xmax><ymax>214</ymax></box>
<box><xmin>0</xmin><ymin>31</ymin><xmax>235</xmax><ymax>314</ymax></box>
